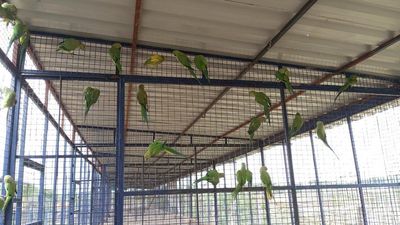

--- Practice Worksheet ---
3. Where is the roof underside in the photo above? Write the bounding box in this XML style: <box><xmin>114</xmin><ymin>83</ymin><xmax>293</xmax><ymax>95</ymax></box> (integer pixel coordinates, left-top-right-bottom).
<box><xmin>11</xmin><ymin>0</ymin><xmax>400</xmax><ymax>188</ymax></box>
<box><xmin>11</xmin><ymin>0</ymin><xmax>400</xmax><ymax>77</ymax></box>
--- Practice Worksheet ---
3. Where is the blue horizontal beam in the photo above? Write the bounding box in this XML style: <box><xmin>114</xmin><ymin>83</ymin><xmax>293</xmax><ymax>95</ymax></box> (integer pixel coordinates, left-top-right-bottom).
<box><xmin>75</xmin><ymin>142</ymin><xmax>252</xmax><ymax>148</ymax></box>
<box><xmin>21</xmin><ymin>70</ymin><xmax>400</xmax><ymax>96</ymax></box>
<box><xmin>124</xmin><ymin>182</ymin><xmax>400</xmax><ymax>196</ymax></box>
<box><xmin>29</xmin><ymin>30</ymin><xmax>400</xmax><ymax>84</ymax></box>
<box><xmin>77</xmin><ymin>124</ymin><xmax>252</xmax><ymax>141</ymax></box>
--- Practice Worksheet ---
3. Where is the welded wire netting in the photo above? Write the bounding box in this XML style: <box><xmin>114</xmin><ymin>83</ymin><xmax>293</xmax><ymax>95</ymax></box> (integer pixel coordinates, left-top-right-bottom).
<box><xmin>0</xmin><ymin>32</ymin><xmax>397</xmax><ymax>225</ymax></box>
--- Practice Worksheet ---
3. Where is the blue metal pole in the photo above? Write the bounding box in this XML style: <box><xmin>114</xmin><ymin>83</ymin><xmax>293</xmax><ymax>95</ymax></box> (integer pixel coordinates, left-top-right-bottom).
<box><xmin>245</xmin><ymin>153</ymin><xmax>254</xmax><ymax>225</ymax></box>
<box><xmin>38</xmin><ymin>87</ymin><xmax>50</xmax><ymax>223</ymax></box>
<box><xmin>309</xmin><ymin>130</ymin><xmax>326</xmax><ymax>225</ymax></box>
<box><xmin>222</xmin><ymin>163</ymin><xmax>228</xmax><ymax>225</ymax></box>
<box><xmin>60</xmin><ymin>140</ymin><xmax>68</xmax><ymax>225</ymax></box>
<box><xmin>115</xmin><ymin>78</ymin><xmax>125</xmax><ymax>225</ymax></box>
<box><xmin>52</xmin><ymin>79</ymin><xmax>62</xmax><ymax>225</ymax></box>
<box><xmin>212</xmin><ymin>163</ymin><xmax>218</xmax><ymax>225</ymax></box>
<box><xmin>280</xmin><ymin>87</ymin><xmax>300</xmax><ymax>225</ymax></box>
<box><xmin>259</xmin><ymin>144</ymin><xmax>271</xmax><ymax>225</ymax></box>
<box><xmin>194</xmin><ymin>147</ymin><xmax>200</xmax><ymax>225</ymax></box>
<box><xmin>346</xmin><ymin>117</ymin><xmax>368</xmax><ymax>225</ymax></box>
<box><xmin>68</xmin><ymin>145</ymin><xmax>76</xmax><ymax>225</ymax></box>
<box><xmin>77</xmin><ymin>153</ymin><xmax>84</xmax><ymax>225</ymax></box>
<box><xmin>90</xmin><ymin>166</ymin><xmax>95</xmax><ymax>225</ymax></box>
<box><xmin>232</xmin><ymin>157</ymin><xmax>240</xmax><ymax>225</ymax></box>
<box><xmin>2</xmin><ymin>75</ymin><xmax>22</xmax><ymax>225</ymax></box>
<box><xmin>15</xmin><ymin>93</ymin><xmax>29</xmax><ymax>225</ymax></box>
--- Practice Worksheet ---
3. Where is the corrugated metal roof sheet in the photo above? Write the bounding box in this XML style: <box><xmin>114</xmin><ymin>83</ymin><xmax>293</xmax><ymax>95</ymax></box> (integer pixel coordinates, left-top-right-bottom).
<box><xmin>11</xmin><ymin>0</ymin><xmax>400</xmax><ymax>77</ymax></box>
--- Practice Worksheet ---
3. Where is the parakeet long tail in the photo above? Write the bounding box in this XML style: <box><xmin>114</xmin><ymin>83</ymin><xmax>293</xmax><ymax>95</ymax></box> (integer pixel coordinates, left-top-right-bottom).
<box><xmin>232</xmin><ymin>185</ymin><xmax>242</xmax><ymax>199</ymax></box>
<box><xmin>141</xmin><ymin>104</ymin><xmax>148</xmax><ymax>125</ymax></box>
<box><xmin>285</xmin><ymin>82</ymin><xmax>294</xmax><ymax>94</ymax></box>
<box><xmin>194</xmin><ymin>177</ymin><xmax>206</xmax><ymax>184</ymax></box>
<box><xmin>3</xmin><ymin>196</ymin><xmax>12</xmax><ymax>213</ymax></box>
<box><xmin>325</xmin><ymin>143</ymin><xmax>340</xmax><ymax>159</ymax></box>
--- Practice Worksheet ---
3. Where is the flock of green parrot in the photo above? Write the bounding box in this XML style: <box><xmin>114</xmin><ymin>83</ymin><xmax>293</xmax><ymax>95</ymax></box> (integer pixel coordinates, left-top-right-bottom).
<box><xmin>0</xmin><ymin>3</ymin><xmax>360</xmax><ymax>205</ymax></box>
<box><xmin>0</xmin><ymin>175</ymin><xmax>17</xmax><ymax>219</ymax></box>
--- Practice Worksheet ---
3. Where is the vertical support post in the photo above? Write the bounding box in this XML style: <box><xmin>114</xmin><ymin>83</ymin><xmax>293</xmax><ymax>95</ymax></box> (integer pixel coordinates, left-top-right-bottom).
<box><xmin>194</xmin><ymin>147</ymin><xmax>200</xmax><ymax>225</ymax></box>
<box><xmin>2</xmin><ymin>74</ymin><xmax>22</xmax><ymax>225</ymax></box>
<box><xmin>245</xmin><ymin>153</ymin><xmax>254</xmax><ymax>225</ymax></box>
<box><xmin>115</xmin><ymin>78</ymin><xmax>125</xmax><ymax>225</ymax></box>
<box><xmin>90</xmin><ymin>162</ymin><xmax>95</xmax><ymax>225</ymax></box>
<box><xmin>346</xmin><ymin>117</ymin><xmax>368</xmax><ymax>225</ymax></box>
<box><xmin>280</xmin><ymin>87</ymin><xmax>300</xmax><ymax>225</ymax></box>
<box><xmin>281</xmin><ymin>142</ymin><xmax>294</xmax><ymax>225</ymax></box>
<box><xmin>77</xmin><ymin>150</ymin><xmax>84</xmax><ymax>225</ymax></box>
<box><xmin>232</xmin><ymin>157</ymin><xmax>240</xmax><ymax>225</ymax></box>
<box><xmin>189</xmin><ymin>165</ymin><xmax>193</xmax><ymax>219</ymax></box>
<box><xmin>309</xmin><ymin>131</ymin><xmax>326</xmax><ymax>225</ymax></box>
<box><xmin>15</xmin><ymin>93</ymin><xmax>29</xmax><ymax>225</ymax></box>
<box><xmin>60</xmin><ymin>140</ymin><xmax>68</xmax><ymax>225</ymax></box>
<box><xmin>222</xmin><ymin>163</ymin><xmax>228</xmax><ymax>225</ymax></box>
<box><xmin>52</xmin><ymin>79</ymin><xmax>62</xmax><ymax>225</ymax></box>
<box><xmin>212</xmin><ymin>163</ymin><xmax>218</xmax><ymax>225</ymax></box>
<box><xmin>141</xmin><ymin>157</ymin><xmax>145</xmax><ymax>225</ymax></box>
<box><xmin>68</xmin><ymin>132</ymin><xmax>76</xmax><ymax>225</ymax></box>
<box><xmin>2</xmin><ymin>45</ymin><xmax>23</xmax><ymax>225</ymax></box>
<box><xmin>178</xmin><ymin>165</ymin><xmax>182</xmax><ymax>225</ymax></box>
<box><xmin>259</xmin><ymin>144</ymin><xmax>271</xmax><ymax>225</ymax></box>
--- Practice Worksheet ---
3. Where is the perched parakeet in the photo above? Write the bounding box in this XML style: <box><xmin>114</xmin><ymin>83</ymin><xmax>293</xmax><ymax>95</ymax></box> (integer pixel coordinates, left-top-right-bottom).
<box><xmin>144</xmin><ymin>54</ymin><xmax>165</xmax><ymax>67</ymax></box>
<box><xmin>0</xmin><ymin>3</ymin><xmax>17</xmax><ymax>26</ymax></box>
<box><xmin>316</xmin><ymin>121</ymin><xmax>339</xmax><ymax>159</ymax></box>
<box><xmin>232</xmin><ymin>163</ymin><xmax>252</xmax><ymax>199</ymax></box>
<box><xmin>1</xmin><ymin>87</ymin><xmax>16</xmax><ymax>109</ymax></box>
<box><xmin>275</xmin><ymin>67</ymin><xmax>293</xmax><ymax>94</ymax></box>
<box><xmin>136</xmin><ymin>84</ymin><xmax>148</xmax><ymax>125</ymax></box>
<box><xmin>248</xmin><ymin>116</ymin><xmax>266</xmax><ymax>141</ymax></box>
<box><xmin>289</xmin><ymin>112</ymin><xmax>304</xmax><ymax>138</ymax></box>
<box><xmin>172</xmin><ymin>50</ymin><xmax>200</xmax><ymax>84</ymax></box>
<box><xmin>56</xmin><ymin>38</ymin><xmax>86</xmax><ymax>53</ymax></box>
<box><xmin>7</xmin><ymin>19</ymin><xmax>28</xmax><ymax>54</ymax></box>
<box><xmin>3</xmin><ymin>175</ymin><xmax>16</xmax><ymax>213</ymax></box>
<box><xmin>194</xmin><ymin>55</ymin><xmax>209</xmax><ymax>83</ymax></box>
<box><xmin>334</xmin><ymin>75</ymin><xmax>357</xmax><ymax>102</ymax></box>
<box><xmin>260</xmin><ymin>166</ymin><xmax>274</xmax><ymax>200</ymax></box>
<box><xmin>249</xmin><ymin>91</ymin><xmax>272</xmax><ymax>123</ymax></box>
<box><xmin>194</xmin><ymin>170</ymin><xmax>224</xmax><ymax>187</ymax></box>
<box><xmin>84</xmin><ymin>87</ymin><xmax>100</xmax><ymax>118</ymax></box>
<box><xmin>144</xmin><ymin>140</ymin><xmax>185</xmax><ymax>159</ymax></box>
<box><xmin>109</xmin><ymin>43</ymin><xmax>122</xmax><ymax>76</ymax></box>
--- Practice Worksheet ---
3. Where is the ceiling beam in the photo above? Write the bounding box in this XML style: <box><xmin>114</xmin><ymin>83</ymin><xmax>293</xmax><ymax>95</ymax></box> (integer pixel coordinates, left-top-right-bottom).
<box><xmin>124</xmin><ymin>0</ymin><xmax>143</xmax><ymax>136</ymax></box>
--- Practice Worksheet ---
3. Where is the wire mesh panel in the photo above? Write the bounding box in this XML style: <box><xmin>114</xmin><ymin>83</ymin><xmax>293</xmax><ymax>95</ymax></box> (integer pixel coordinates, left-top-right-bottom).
<box><xmin>0</xmin><ymin>31</ymin><xmax>398</xmax><ymax>225</ymax></box>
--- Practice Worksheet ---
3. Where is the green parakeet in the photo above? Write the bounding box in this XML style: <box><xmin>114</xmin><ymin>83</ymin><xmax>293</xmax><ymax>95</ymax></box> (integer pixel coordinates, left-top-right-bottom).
<box><xmin>232</xmin><ymin>163</ymin><xmax>252</xmax><ymax>199</ymax></box>
<box><xmin>56</xmin><ymin>38</ymin><xmax>86</xmax><ymax>53</ymax></box>
<box><xmin>194</xmin><ymin>170</ymin><xmax>224</xmax><ymax>187</ymax></box>
<box><xmin>316</xmin><ymin>121</ymin><xmax>339</xmax><ymax>159</ymax></box>
<box><xmin>144</xmin><ymin>54</ymin><xmax>165</xmax><ymax>67</ymax></box>
<box><xmin>6</xmin><ymin>19</ymin><xmax>29</xmax><ymax>68</ymax></box>
<box><xmin>289</xmin><ymin>112</ymin><xmax>304</xmax><ymax>138</ymax></box>
<box><xmin>194</xmin><ymin>55</ymin><xmax>209</xmax><ymax>83</ymax></box>
<box><xmin>260</xmin><ymin>166</ymin><xmax>273</xmax><ymax>200</ymax></box>
<box><xmin>248</xmin><ymin>116</ymin><xmax>266</xmax><ymax>141</ymax></box>
<box><xmin>136</xmin><ymin>84</ymin><xmax>148</xmax><ymax>125</ymax></box>
<box><xmin>1</xmin><ymin>87</ymin><xmax>16</xmax><ymax>109</ymax></box>
<box><xmin>0</xmin><ymin>3</ymin><xmax>17</xmax><ymax>26</ymax></box>
<box><xmin>84</xmin><ymin>87</ymin><xmax>100</xmax><ymax>118</ymax></box>
<box><xmin>275</xmin><ymin>67</ymin><xmax>293</xmax><ymax>94</ymax></box>
<box><xmin>3</xmin><ymin>175</ymin><xmax>16</xmax><ymax>213</ymax></box>
<box><xmin>249</xmin><ymin>91</ymin><xmax>272</xmax><ymax>123</ymax></box>
<box><xmin>334</xmin><ymin>75</ymin><xmax>357</xmax><ymax>102</ymax></box>
<box><xmin>144</xmin><ymin>140</ymin><xmax>185</xmax><ymax>159</ymax></box>
<box><xmin>172</xmin><ymin>50</ymin><xmax>200</xmax><ymax>84</ymax></box>
<box><xmin>109</xmin><ymin>43</ymin><xmax>122</xmax><ymax>76</ymax></box>
<box><xmin>7</xmin><ymin>19</ymin><xmax>28</xmax><ymax>53</ymax></box>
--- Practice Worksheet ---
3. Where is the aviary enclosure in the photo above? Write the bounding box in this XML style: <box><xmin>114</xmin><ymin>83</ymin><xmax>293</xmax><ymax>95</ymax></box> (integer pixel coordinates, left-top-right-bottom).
<box><xmin>0</xmin><ymin>1</ymin><xmax>400</xmax><ymax>225</ymax></box>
